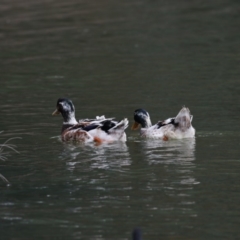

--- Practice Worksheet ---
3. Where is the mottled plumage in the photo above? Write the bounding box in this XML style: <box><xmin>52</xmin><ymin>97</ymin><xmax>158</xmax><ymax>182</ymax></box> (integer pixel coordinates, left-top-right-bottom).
<box><xmin>132</xmin><ymin>107</ymin><xmax>195</xmax><ymax>140</ymax></box>
<box><xmin>52</xmin><ymin>98</ymin><xmax>128</xmax><ymax>143</ymax></box>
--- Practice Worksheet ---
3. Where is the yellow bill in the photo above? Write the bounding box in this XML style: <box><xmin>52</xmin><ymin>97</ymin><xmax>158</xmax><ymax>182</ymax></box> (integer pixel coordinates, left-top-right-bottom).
<box><xmin>52</xmin><ymin>109</ymin><xmax>60</xmax><ymax>115</ymax></box>
<box><xmin>131</xmin><ymin>121</ymin><xmax>140</xmax><ymax>130</ymax></box>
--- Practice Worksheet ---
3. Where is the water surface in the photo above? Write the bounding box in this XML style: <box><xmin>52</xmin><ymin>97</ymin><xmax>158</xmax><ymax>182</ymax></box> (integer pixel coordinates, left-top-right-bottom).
<box><xmin>1</xmin><ymin>0</ymin><xmax>240</xmax><ymax>239</ymax></box>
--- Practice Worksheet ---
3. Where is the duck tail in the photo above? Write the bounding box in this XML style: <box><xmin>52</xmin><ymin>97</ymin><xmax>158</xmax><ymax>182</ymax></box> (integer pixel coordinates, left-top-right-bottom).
<box><xmin>112</xmin><ymin>118</ymin><xmax>129</xmax><ymax>131</ymax></box>
<box><xmin>174</xmin><ymin>107</ymin><xmax>192</xmax><ymax>129</ymax></box>
<box><xmin>109</xmin><ymin>118</ymin><xmax>128</xmax><ymax>133</ymax></box>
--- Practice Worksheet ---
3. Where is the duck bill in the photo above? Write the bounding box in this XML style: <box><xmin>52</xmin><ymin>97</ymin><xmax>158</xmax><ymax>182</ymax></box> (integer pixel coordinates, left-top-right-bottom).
<box><xmin>52</xmin><ymin>109</ymin><xmax>60</xmax><ymax>116</ymax></box>
<box><xmin>131</xmin><ymin>121</ymin><xmax>140</xmax><ymax>130</ymax></box>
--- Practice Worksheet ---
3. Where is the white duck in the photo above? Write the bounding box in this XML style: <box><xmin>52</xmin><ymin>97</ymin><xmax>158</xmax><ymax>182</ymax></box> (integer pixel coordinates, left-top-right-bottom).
<box><xmin>131</xmin><ymin>107</ymin><xmax>195</xmax><ymax>140</ymax></box>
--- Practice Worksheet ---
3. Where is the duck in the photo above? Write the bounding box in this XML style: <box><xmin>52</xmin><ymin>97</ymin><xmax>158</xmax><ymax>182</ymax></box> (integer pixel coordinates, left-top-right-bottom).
<box><xmin>52</xmin><ymin>98</ymin><xmax>128</xmax><ymax>143</ymax></box>
<box><xmin>131</xmin><ymin>107</ymin><xmax>195</xmax><ymax>140</ymax></box>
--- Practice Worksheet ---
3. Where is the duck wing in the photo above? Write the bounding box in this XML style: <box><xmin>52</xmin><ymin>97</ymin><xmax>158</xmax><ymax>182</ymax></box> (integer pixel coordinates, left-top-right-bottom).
<box><xmin>79</xmin><ymin>116</ymin><xmax>115</xmax><ymax>125</ymax></box>
<box><xmin>155</xmin><ymin>117</ymin><xmax>176</xmax><ymax>129</ymax></box>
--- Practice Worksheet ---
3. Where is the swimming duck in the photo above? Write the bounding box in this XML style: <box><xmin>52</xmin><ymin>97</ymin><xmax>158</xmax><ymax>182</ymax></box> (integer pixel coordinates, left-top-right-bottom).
<box><xmin>52</xmin><ymin>98</ymin><xmax>128</xmax><ymax>143</ymax></box>
<box><xmin>132</xmin><ymin>107</ymin><xmax>195</xmax><ymax>140</ymax></box>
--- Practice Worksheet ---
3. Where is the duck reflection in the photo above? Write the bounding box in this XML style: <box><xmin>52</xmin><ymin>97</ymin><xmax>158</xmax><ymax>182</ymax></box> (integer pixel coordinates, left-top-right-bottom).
<box><xmin>142</xmin><ymin>138</ymin><xmax>198</xmax><ymax>184</ymax></box>
<box><xmin>141</xmin><ymin>138</ymin><xmax>199</xmax><ymax>216</ymax></box>
<box><xmin>59</xmin><ymin>142</ymin><xmax>131</xmax><ymax>172</ymax></box>
<box><xmin>142</xmin><ymin>138</ymin><xmax>195</xmax><ymax>164</ymax></box>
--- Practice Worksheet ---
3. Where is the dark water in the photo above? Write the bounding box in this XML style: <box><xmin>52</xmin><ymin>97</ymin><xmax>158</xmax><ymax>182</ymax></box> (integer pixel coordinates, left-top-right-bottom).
<box><xmin>1</xmin><ymin>0</ymin><xmax>240</xmax><ymax>239</ymax></box>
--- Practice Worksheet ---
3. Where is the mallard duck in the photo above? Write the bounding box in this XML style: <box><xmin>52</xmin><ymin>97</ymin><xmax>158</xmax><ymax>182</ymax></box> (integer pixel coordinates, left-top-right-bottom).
<box><xmin>52</xmin><ymin>98</ymin><xmax>128</xmax><ymax>143</ymax></box>
<box><xmin>132</xmin><ymin>107</ymin><xmax>195</xmax><ymax>140</ymax></box>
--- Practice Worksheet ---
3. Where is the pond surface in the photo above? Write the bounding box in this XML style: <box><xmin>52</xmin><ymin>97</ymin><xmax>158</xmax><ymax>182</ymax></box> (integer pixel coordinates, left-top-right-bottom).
<box><xmin>1</xmin><ymin>0</ymin><xmax>240</xmax><ymax>239</ymax></box>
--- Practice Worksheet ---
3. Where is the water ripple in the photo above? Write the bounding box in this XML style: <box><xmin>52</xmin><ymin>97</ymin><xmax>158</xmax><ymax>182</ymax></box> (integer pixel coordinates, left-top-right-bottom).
<box><xmin>59</xmin><ymin>142</ymin><xmax>131</xmax><ymax>172</ymax></box>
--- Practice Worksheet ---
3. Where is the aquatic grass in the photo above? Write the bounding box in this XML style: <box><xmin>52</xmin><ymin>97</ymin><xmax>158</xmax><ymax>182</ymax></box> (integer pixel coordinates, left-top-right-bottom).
<box><xmin>0</xmin><ymin>173</ymin><xmax>10</xmax><ymax>184</ymax></box>
<box><xmin>0</xmin><ymin>137</ymin><xmax>21</xmax><ymax>161</ymax></box>
<box><xmin>0</xmin><ymin>131</ymin><xmax>21</xmax><ymax>184</ymax></box>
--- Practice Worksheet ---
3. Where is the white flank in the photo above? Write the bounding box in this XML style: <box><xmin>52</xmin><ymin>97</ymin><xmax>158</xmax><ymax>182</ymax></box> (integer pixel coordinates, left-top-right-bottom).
<box><xmin>139</xmin><ymin>107</ymin><xmax>195</xmax><ymax>140</ymax></box>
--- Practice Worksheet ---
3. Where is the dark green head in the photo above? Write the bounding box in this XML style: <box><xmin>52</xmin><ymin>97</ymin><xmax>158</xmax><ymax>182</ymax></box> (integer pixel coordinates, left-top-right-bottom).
<box><xmin>132</xmin><ymin>108</ymin><xmax>152</xmax><ymax>129</ymax></box>
<box><xmin>52</xmin><ymin>98</ymin><xmax>77</xmax><ymax>124</ymax></box>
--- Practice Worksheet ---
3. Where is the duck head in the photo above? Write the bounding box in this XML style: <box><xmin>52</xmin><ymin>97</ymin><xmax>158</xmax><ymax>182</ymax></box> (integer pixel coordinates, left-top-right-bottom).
<box><xmin>52</xmin><ymin>98</ymin><xmax>78</xmax><ymax>124</ymax></box>
<box><xmin>131</xmin><ymin>108</ymin><xmax>152</xmax><ymax>130</ymax></box>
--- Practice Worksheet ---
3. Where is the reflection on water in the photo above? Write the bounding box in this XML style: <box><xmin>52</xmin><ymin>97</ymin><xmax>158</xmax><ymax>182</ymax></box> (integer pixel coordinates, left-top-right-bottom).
<box><xmin>142</xmin><ymin>138</ymin><xmax>196</xmax><ymax>165</ymax></box>
<box><xmin>59</xmin><ymin>142</ymin><xmax>131</xmax><ymax>172</ymax></box>
<box><xmin>140</xmin><ymin>138</ymin><xmax>199</xmax><ymax>219</ymax></box>
<box><xmin>2</xmin><ymin>0</ymin><xmax>240</xmax><ymax>238</ymax></box>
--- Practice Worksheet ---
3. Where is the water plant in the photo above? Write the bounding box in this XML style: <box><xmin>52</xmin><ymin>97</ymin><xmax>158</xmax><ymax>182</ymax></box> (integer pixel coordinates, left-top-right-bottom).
<box><xmin>0</xmin><ymin>131</ymin><xmax>21</xmax><ymax>184</ymax></box>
